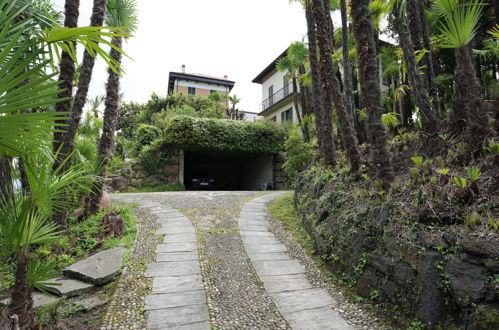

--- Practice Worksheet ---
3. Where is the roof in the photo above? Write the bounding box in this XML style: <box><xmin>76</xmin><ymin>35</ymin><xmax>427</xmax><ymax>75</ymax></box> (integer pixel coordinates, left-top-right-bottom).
<box><xmin>251</xmin><ymin>48</ymin><xmax>288</xmax><ymax>84</ymax></box>
<box><xmin>168</xmin><ymin>72</ymin><xmax>235</xmax><ymax>93</ymax></box>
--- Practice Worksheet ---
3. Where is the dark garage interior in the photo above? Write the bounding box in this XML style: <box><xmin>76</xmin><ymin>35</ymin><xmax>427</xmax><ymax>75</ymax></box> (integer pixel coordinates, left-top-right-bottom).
<box><xmin>184</xmin><ymin>152</ymin><xmax>274</xmax><ymax>191</ymax></box>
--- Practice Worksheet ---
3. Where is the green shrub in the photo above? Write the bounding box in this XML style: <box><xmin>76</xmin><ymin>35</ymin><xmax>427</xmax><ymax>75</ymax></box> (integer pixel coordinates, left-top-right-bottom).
<box><xmin>283</xmin><ymin>128</ymin><xmax>314</xmax><ymax>181</ymax></box>
<box><xmin>139</xmin><ymin>138</ymin><xmax>175</xmax><ymax>173</ymax></box>
<box><xmin>134</xmin><ymin>124</ymin><xmax>161</xmax><ymax>151</ymax></box>
<box><xmin>164</xmin><ymin>116</ymin><xmax>285</xmax><ymax>156</ymax></box>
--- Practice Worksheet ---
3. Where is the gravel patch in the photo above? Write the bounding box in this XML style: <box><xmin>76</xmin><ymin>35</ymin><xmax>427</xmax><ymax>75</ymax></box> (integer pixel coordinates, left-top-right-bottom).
<box><xmin>100</xmin><ymin>204</ymin><xmax>162</xmax><ymax>330</ymax></box>
<box><xmin>266</xmin><ymin>197</ymin><xmax>390</xmax><ymax>330</ymax></box>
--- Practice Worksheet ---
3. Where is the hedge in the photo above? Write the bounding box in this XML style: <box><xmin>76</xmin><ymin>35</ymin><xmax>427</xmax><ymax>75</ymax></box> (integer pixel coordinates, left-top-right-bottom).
<box><xmin>163</xmin><ymin>116</ymin><xmax>285</xmax><ymax>157</ymax></box>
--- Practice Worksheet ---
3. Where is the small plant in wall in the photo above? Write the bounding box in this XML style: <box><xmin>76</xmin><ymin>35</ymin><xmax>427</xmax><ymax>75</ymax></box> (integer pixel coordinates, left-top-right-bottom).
<box><xmin>452</xmin><ymin>177</ymin><xmax>468</xmax><ymax>189</ymax></box>
<box><xmin>466</xmin><ymin>166</ymin><xmax>481</xmax><ymax>195</ymax></box>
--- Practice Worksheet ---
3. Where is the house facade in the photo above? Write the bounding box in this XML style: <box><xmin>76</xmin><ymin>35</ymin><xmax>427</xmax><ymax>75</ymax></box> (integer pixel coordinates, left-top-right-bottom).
<box><xmin>167</xmin><ymin>66</ymin><xmax>235</xmax><ymax>99</ymax></box>
<box><xmin>252</xmin><ymin>49</ymin><xmax>302</xmax><ymax>125</ymax></box>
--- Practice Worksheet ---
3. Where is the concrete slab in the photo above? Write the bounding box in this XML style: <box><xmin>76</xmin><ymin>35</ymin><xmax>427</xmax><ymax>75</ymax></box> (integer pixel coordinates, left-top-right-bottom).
<box><xmin>238</xmin><ymin>220</ymin><xmax>269</xmax><ymax>226</ymax></box>
<box><xmin>156</xmin><ymin>242</ymin><xmax>197</xmax><ymax>253</ymax></box>
<box><xmin>244</xmin><ymin>243</ymin><xmax>287</xmax><ymax>254</ymax></box>
<box><xmin>285</xmin><ymin>306</ymin><xmax>354</xmax><ymax>330</ymax></box>
<box><xmin>164</xmin><ymin>233</ymin><xmax>197</xmax><ymax>243</ymax></box>
<box><xmin>157</xmin><ymin>220</ymin><xmax>191</xmax><ymax>228</ymax></box>
<box><xmin>242</xmin><ymin>236</ymin><xmax>280</xmax><ymax>244</ymax></box>
<box><xmin>272</xmin><ymin>288</ymin><xmax>336</xmax><ymax>313</ymax></box>
<box><xmin>63</xmin><ymin>246</ymin><xmax>126</xmax><ymax>285</ymax></box>
<box><xmin>1</xmin><ymin>292</ymin><xmax>64</xmax><ymax>309</ymax></box>
<box><xmin>147</xmin><ymin>305</ymin><xmax>209</xmax><ymax>329</ymax></box>
<box><xmin>156</xmin><ymin>216</ymin><xmax>188</xmax><ymax>222</ymax></box>
<box><xmin>44</xmin><ymin>278</ymin><xmax>94</xmax><ymax>297</ymax></box>
<box><xmin>251</xmin><ymin>260</ymin><xmax>305</xmax><ymax>276</ymax></box>
<box><xmin>145</xmin><ymin>290</ymin><xmax>206</xmax><ymax>310</ymax></box>
<box><xmin>152</xmin><ymin>274</ymin><xmax>203</xmax><ymax>293</ymax></box>
<box><xmin>260</xmin><ymin>274</ymin><xmax>313</xmax><ymax>293</ymax></box>
<box><xmin>156</xmin><ymin>252</ymin><xmax>198</xmax><ymax>262</ymax></box>
<box><xmin>247</xmin><ymin>253</ymin><xmax>291</xmax><ymax>261</ymax></box>
<box><xmin>145</xmin><ymin>261</ymin><xmax>200</xmax><ymax>277</ymax></box>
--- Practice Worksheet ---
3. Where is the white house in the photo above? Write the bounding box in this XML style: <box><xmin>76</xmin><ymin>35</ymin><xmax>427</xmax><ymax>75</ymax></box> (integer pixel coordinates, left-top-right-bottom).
<box><xmin>252</xmin><ymin>49</ymin><xmax>302</xmax><ymax>125</ymax></box>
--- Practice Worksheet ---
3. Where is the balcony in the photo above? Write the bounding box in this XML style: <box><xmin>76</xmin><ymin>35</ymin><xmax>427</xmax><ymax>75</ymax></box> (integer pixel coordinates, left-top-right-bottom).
<box><xmin>259</xmin><ymin>83</ymin><xmax>296</xmax><ymax>113</ymax></box>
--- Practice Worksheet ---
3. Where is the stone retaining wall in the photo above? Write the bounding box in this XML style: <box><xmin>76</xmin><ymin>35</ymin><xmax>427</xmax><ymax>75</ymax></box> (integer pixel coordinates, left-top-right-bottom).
<box><xmin>294</xmin><ymin>175</ymin><xmax>499</xmax><ymax>329</ymax></box>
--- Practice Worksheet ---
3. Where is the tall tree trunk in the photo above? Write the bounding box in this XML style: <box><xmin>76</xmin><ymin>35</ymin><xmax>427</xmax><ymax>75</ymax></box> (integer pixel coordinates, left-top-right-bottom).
<box><xmin>340</xmin><ymin>0</ymin><xmax>355</xmax><ymax>124</ymax></box>
<box><xmin>452</xmin><ymin>46</ymin><xmax>492</xmax><ymax>150</ymax></box>
<box><xmin>61</xmin><ymin>0</ymin><xmax>107</xmax><ymax>169</ymax></box>
<box><xmin>393</xmin><ymin>7</ymin><xmax>438</xmax><ymax>137</ymax></box>
<box><xmin>312</xmin><ymin>0</ymin><xmax>360</xmax><ymax>171</ymax></box>
<box><xmin>416</xmin><ymin>0</ymin><xmax>441</xmax><ymax>117</ymax></box>
<box><xmin>88</xmin><ymin>36</ymin><xmax>123</xmax><ymax>215</ymax></box>
<box><xmin>305</xmin><ymin>6</ymin><xmax>336</xmax><ymax>166</ymax></box>
<box><xmin>351</xmin><ymin>0</ymin><xmax>394</xmax><ymax>185</ymax></box>
<box><xmin>292</xmin><ymin>77</ymin><xmax>309</xmax><ymax>141</ymax></box>
<box><xmin>52</xmin><ymin>0</ymin><xmax>80</xmax><ymax>230</ymax></box>
<box><xmin>10</xmin><ymin>253</ymin><xmax>33</xmax><ymax>329</ymax></box>
<box><xmin>298</xmin><ymin>65</ymin><xmax>311</xmax><ymax>116</ymax></box>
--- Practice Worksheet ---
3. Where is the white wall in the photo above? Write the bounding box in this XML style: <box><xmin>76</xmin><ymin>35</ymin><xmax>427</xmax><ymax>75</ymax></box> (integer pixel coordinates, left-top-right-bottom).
<box><xmin>261</xmin><ymin>70</ymin><xmax>288</xmax><ymax>101</ymax></box>
<box><xmin>175</xmin><ymin>79</ymin><xmax>229</xmax><ymax>92</ymax></box>
<box><xmin>266</xmin><ymin>100</ymin><xmax>300</xmax><ymax>125</ymax></box>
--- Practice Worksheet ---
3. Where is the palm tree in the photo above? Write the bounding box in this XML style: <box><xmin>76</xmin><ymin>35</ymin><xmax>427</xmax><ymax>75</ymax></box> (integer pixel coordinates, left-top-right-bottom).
<box><xmin>312</xmin><ymin>0</ymin><xmax>361</xmax><ymax>171</ymax></box>
<box><xmin>392</xmin><ymin>0</ymin><xmax>439</xmax><ymax>136</ymax></box>
<box><xmin>432</xmin><ymin>0</ymin><xmax>493</xmax><ymax>149</ymax></box>
<box><xmin>350</xmin><ymin>0</ymin><xmax>394</xmax><ymax>185</ymax></box>
<box><xmin>89</xmin><ymin>95</ymin><xmax>105</xmax><ymax>118</ymax></box>
<box><xmin>276</xmin><ymin>41</ymin><xmax>309</xmax><ymax>141</ymax></box>
<box><xmin>303</xmin><ymin>1</ymin><xmax>337</xmax><ymax>166</ymax></box>
<box><xmin>339</xmin><ymin>0</ymin><xmax>355</xmax><ymax>123</ymax></box>
<box><xmin>89</xmin><ymin>0</ymin><xmax>138</xmax><ymax>215</ymax></box>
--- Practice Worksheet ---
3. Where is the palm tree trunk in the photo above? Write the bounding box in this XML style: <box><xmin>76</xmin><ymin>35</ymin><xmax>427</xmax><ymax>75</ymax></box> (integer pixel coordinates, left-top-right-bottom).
<box><xmin>305</xmin><ymin>6</ymin><xmax>336</xmax><ymax>166</ymax></box>
<box><xmin>351</xmin><ymin>0</ymin><xmax>393</xmax><ymax>185</ymax></box>
<box><xmin>392</xmin><ymin>7</ymin><xmax>438</xmax><ymax>137</ymax></box>
<box><xmin>52</xmin><ymin>0</ymin><xmax>80</xmax><ymax>230</ymax></box>
<box><xmin>0</xmin><ymin>156</ymin><xmax>12</xmax><ymax>199</ymax></box>
<box><xmin>313</xmin><ymin>0</ymin><xmax>360</xmax><ymax>171</ymax></box>
<box><xmin>89</xmin><ymin>36</ymin><xmax>123</xmax><ymax>215</ymax></box>
<box><xmin>453</xmin><ymin>46</ymin><xmax>492</xmax><ymax>149</ymax></box>
<box><xmin>62</xmin><ymin>0</ymin><xmax>107</xmax><ymax>168</ymax></box>
<box><xmin>292</xmin><ymin>77</ymin><xmax>309</xmax><ymax>141</ymax></box>
<box><xmin>340</xmin><ymin>0</ymin><xmax>355</xmax><ymax>123</ymax></box>
<box><xmin>10</xmin><ymin>253</ymin><xmax>33</xmax><ymax>329</ymax></box>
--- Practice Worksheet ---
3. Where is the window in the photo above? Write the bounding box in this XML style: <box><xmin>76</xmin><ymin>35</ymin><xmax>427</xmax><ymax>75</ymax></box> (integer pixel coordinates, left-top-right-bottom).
<box><xmin>210</xmin><ymin>90</ymin><xmax>217</xmax><ymax>94</ymax></box>
<box><xmin>271</xmin><ymin>116</ymin><xmax>276</xmax><ymax>122</ymax></box>
<box><xmin>281</xmin><ymin>108</ymin><xmax>293</xmax><ymax>122</ymax></box>
<box><xmin>283</xmin><ymin>77</ymin><xmax>289</xmax><ymax>97</ymax></box>
<box><xmin>188</xmin><ymin>87</ymin><xmax>196</xmax><ymax>95</ymax></box>
<box><xmin>268</xmin><ymin>85</ymin><xmax>274</xmax><ymax>106</ymax></box>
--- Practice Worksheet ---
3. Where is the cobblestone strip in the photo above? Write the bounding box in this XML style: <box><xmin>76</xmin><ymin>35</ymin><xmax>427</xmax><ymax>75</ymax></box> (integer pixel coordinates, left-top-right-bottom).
<box><xmin>240</xmin><ymin>192</ymin><xmax>354</xmax><ymax>330</ymax></box>
<box><xmin>143</xmin><ymin>203</ymin><xmax>210</xmax><ymax>330</ymax></box>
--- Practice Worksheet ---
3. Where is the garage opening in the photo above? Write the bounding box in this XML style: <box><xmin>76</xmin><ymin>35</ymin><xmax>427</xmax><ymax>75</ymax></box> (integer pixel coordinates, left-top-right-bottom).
<box><xmin>183</xmin><ymin>152</ymin><xmax>274</xmax><ymax>191</ymax></box>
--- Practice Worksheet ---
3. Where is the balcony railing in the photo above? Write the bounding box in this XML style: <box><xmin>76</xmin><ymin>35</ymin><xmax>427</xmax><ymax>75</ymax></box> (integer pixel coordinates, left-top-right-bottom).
<box><xmin>260</xmin><ymin>83</ymin><xmax>295</xmax><ymax>112</ymax></box>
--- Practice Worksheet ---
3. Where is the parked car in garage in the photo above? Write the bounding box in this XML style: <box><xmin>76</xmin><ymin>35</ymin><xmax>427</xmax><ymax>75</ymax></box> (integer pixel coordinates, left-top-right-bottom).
<box><xmin>188</xmin><ymin>172</ymin><xmax>215</xmax><ymax>190</ymax></box>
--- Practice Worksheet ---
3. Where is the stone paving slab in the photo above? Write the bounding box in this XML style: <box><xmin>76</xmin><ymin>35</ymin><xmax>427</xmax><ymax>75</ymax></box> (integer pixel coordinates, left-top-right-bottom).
<box><xmin>247</xmin><ymin>252</ymin><xmax>292</xmax><ymax>261</ymax></box>
<box><xmin>147</xmin><ymin>305</ymin><xmax>210</xmax><ymax>329</ymax></box>
<box><xmin>156</xmin><ymin>216</ymin><xmax>188</xmax><ymax>223</ymax></box>
<box><xmin>157</xmin><ymin>220</ymin><xmax>192</xmax><ymax>228</ymax></box>
<box><xmin>239</xmin><ymin>231</ymin><xmax>275</xmax><ymax>237</ymax></box>
<box><xmin>44</xmin><ymin>277</ymin><xmax>94</xmax><ymax>297</ymax></box>
<box><xmin>239</xmin><ymin>220</ymin><xmax>270</xmax><ymax>226</ymax></box>
<box><xmin>272</xmin><ymin>288</ymin><xmax>336</xmax><ymax>314</ymax></box>
<box><xmin>145</xmin><ymin>261</ymin><xmax>200</xmax><ymax>277</ymax></box>
<box><xmin>238</xmin><ymin>225</ymin><xmax>269</xmax><ymax>232</ymax></box>
<box><xmin>156</xmin><ymin>252</ymin><xmax>198</xmax><ymax>262</ymax></box>
<box><xmin>156</xmin><ymin>226</ymin><xmax>196</xmax><ymax>235</ymax></box>
<box><xmin>260</xmin><ymin>274</ymin><xmax>314</xmax><ymax>293</ymax></box>
<box><xmin>145</xmin><ymin>290</ymin><xmax>206</xmax><ymax>310</ymax></box>
<box><xmin>156</xmin><ymin>242</ymin><xmax>197</xmax><ymax>253</ymax></box>
<box><xmin>242</xmin><ymin>235</ymin><xmax>280</xmax><ymax>244</ymax></box>
<box><xmin>244</xmin><ymin>243</ymin><xmax>287</xmax><ymax>253</ymax></box>
<box><xmin>163</xmin><ymin>233</ymin><xmax>197</xmax><ymax>243</ymax></box>
<box><xmin>285</xmin><ymin>306</ymin><xmax>354</xmax><ymax>330</ymax></box>
<box><xmin>152</xmin><ymin>274</ymin><xmax>203</xmax><ymax>294</ymax></box>
<box><xmin>63</xmin><ymin>246</ymin><xmax>126</xmax><ymax>285</ymax></box>
<box><xmin>251</xmin><ymin>259</ymin><xmax>305</xmax><ymax>276</ymax></box>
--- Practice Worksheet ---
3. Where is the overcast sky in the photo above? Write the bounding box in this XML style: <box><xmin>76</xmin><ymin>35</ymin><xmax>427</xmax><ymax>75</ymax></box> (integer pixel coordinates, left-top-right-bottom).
<box><xmin>53</xmin><ymin>0</ymin><xmax>311</xmax><ymax>113</ymax></box>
